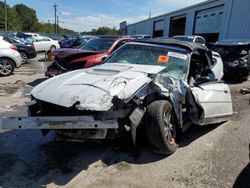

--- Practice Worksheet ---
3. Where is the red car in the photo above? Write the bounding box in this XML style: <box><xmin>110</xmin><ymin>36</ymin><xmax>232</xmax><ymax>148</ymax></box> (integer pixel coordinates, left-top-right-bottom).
<box><xmin>45</xmin><ymin>37</ymin><xmax>134</xmax><ymax>77</ymax></box>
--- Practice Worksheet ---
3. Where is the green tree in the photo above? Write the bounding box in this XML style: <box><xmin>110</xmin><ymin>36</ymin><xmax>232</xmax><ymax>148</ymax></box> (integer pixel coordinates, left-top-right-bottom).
<box><xmin>81</xmin><ymin>26</ymin><xmax>120</xmax><ymax>35</ymax></box>
<box><xmin>0</xmin><ymin>1</ymin><xmax>21</xmax><ymax>32</ymax></box>
<box><xmin>14</xmin><ymin>4</ymin><xmax>38</xmax><ymax>32</ymax></box>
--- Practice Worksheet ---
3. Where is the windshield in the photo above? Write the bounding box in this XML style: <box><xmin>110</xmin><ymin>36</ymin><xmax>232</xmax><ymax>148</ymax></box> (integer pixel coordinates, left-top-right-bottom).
<box><xmin>79</xmin><ymin>38</ymin><xmax>115</xmax><ymax>52</ymax></box>
<box><xmin>105</xmin><ymin>43</ymin><xmax>189</xmax><ymax>79</ymax></box>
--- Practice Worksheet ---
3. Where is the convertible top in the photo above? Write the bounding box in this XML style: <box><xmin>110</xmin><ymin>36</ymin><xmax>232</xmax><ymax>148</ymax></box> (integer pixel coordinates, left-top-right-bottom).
<box><xmin>134</xmin><ymin>38</ymin><xmax>209</xmax><ymax>52</ymax></box>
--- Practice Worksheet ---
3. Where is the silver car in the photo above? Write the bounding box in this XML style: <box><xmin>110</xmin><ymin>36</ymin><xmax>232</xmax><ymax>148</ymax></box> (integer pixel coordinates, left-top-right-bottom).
<box><xmin>0</xmin><ymin>38</ymin><xmax>22</xmax><ymax>76</ymax></box>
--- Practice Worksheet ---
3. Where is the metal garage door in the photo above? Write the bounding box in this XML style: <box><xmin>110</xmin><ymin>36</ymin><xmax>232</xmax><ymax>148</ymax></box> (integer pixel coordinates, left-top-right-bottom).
<box><xmin>153</xmin><ymin>20</ymin><xmax>164</xmax><ymax>38</ymax></box>
<box><xmin>194</xmin><ymin>5</ymin><xmax>224</xmax><ymax>34</ymax></box>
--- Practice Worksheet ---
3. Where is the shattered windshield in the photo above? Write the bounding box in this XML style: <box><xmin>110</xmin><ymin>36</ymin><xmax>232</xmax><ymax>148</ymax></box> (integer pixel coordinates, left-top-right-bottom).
<box><xmin>105</xmin><ymin>43</ymin><xmax>189</xmax><ymax>79</ymax></box>
<box><xmin>80</xmin><ymin>38</ymin><xmax>115</xmax><ymax>52</ymax></box>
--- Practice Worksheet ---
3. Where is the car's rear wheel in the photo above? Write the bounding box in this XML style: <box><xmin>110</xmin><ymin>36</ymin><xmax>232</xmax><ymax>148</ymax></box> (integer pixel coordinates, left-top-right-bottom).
<box><xmin>0</xmin><ymin>58</ymin><xmax>15</xmax><ymax>76</ymax></box>
<box><xmin>50</xmin><ymin>45</ymin><xmax>56</xmax><ymax>51</ymax></box>
<box><xmin>146</xmin><ymin>100</ymin><xmax>178</xmax><ymax>155</ymax></box>
<box><xmin>20</xmin><ymin>52</ymin><xmax>28</xmax><ymax>64</ymax></box>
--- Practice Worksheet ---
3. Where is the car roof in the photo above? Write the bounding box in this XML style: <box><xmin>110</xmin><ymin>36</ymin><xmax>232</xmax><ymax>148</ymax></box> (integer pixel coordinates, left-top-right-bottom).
<box><xmin>134</xmin><ymin>38</ymin><xmax>208</xmax><ymax>52</ymax></box>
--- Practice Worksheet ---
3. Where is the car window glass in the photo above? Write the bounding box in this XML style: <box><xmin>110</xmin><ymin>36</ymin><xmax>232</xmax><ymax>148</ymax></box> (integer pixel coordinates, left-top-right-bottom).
<box><xmin>81</xmin><ymin>38</ymin><xmax>115</xmax><ymax>52</ymax></box>
<box><xmin>106</xmin><ymin>43</ymin><xmax>188</xmax><ymax>80</ymax></box>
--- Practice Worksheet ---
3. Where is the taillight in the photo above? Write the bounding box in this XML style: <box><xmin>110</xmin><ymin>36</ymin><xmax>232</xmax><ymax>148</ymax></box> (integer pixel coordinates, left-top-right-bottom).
<box><xmin>10</xmin><ymin>45</ymin><xmax>17</xmax><ymax>51</ymax></box>
<box><xmin>32</xmin><ymin>44</ymin><xmax>35</xmax><ymax>50</ymax></box>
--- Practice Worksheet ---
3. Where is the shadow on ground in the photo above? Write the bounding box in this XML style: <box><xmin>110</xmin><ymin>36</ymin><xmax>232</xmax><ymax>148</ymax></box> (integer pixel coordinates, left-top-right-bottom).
<box><xmin>0</xmin><ymin>122</ymin><xmax>221</xmax><ymax>187</ymax></box>
<box><xmin>233</xmin><ymin>163</ymin><xmax>250</xmax><ymax>188</ymax></box>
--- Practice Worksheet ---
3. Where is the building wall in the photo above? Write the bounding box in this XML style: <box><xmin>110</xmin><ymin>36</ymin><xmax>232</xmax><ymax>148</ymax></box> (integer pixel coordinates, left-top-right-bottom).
<box><xmin>125</xmin><ymin>0</ymin><xmax>250</xmax><ymax>41</ymax></box>
<box><xmin>220</xmin><ymin>0</ymin><xmax>250</xmax><ymax>39</ymax></box>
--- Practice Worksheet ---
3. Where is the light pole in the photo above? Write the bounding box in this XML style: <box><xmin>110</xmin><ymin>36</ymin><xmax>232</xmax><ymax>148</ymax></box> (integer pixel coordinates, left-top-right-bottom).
<box><xmin>4</xmin><ymin>0</ymin><xmax>7</xmax><ymax>35</ymax></box>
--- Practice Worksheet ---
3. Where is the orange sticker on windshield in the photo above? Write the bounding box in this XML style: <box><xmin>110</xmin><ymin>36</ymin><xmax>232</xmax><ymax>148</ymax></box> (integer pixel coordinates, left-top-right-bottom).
<box><xmin>157</xmin><ymin>55</ymin><xmax>169</xmax><ymax>64</ymax></box>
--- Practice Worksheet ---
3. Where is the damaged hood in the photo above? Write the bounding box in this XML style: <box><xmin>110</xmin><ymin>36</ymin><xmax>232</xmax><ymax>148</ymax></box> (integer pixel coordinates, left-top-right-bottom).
<box><xmin>52</xmin><ymin>48</ymin><xmax>99</xmax><ymax>58</ymax></box>
<box><xmin>31</xmin><ymin>63</ymin><xmax>165</xmax><ymax>111</ymax></box>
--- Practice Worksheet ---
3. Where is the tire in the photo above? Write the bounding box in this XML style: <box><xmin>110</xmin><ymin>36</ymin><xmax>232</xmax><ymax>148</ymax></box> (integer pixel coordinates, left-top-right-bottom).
<box><xmin>146</xmin><ymin>100</ymin><xmax>178</xmax><ymax>155</ymax></box>
<box><xmin>20</xmin><ymin>52</ymin><xmax>28</xmax><ymax>64</ymax></box>
<box><xmin>0</xmin><ymin>58</ymin><xmax>15</xmax><ymax>76</ymax></box>
<box><xmin>50</xmin><ymin>45</ymin><xmax>56</xmax><ymax>51</ymax></box>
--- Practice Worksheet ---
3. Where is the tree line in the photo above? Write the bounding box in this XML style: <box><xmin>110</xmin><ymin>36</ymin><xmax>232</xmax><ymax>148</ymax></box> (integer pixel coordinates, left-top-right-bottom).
<box><xmin>0</xmin><ymin>2</ymin><xmax>75</xmax><ymax>34</ymax></box>
<box><xmin>0</xmin><ymin>2</ymin><xmax>120</xmax><ymax>35</ymax></box>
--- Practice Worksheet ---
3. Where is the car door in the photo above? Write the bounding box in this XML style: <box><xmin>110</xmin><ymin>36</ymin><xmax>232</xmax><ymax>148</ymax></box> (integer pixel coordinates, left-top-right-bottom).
<box><xmin>191</xmin><ymin>82</ymin><xmax>233</xmax><ymax>125</ymax></box>
<box><xmin>33</xmin><ymin>38</ymin><xmax>42</xmax><ymax>51</ymax></box>
<box><xmin>42</xmin><ymin>38</ymin><xmax>51</xmax><ymax>51</ymax></box>
<box><xmin>188</xmin><ymin>50</ymin><xmax>232</xmax><ymax>125</ymax></box>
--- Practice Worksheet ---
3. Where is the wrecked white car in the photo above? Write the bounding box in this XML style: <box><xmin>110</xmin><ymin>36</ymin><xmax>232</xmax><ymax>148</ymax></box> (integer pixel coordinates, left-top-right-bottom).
<box><xmin>1</xmin><ymin>39</ymin><xmax>233</xmax><ymax>154</ymax></box>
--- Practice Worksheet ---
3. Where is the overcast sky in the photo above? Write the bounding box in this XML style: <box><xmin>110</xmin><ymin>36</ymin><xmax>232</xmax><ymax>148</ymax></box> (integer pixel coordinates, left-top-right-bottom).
<box><xmin>6</xmin><ymin>0</ymin><xmax>205</xmax><ymax>32</ymax></box>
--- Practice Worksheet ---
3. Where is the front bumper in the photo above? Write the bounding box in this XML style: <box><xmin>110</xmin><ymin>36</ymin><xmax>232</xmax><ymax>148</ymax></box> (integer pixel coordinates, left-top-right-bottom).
<box><xmin>28</xmin><ymin>50</ymin><xmax>37</xmax><ymax>59</ymax></box>
<box><xmin>0</xmin><ymin>116</ymin><xmax>118</xmax><ymax>129</ymax></box>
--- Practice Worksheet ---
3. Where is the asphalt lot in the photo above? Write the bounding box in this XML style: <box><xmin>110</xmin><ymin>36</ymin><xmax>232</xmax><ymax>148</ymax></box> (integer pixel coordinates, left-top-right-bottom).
<box><xmin>0</xmin><ymin>53</ymin><xmax>250</xmax><ymax>188</ymax></box>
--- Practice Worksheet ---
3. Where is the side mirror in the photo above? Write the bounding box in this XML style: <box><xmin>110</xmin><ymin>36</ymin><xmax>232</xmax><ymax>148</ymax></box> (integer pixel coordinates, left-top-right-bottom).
<box><xmin>194</xmin><ymin>76</ymin><xmax>211</xmax><ymax>86</ymax></box>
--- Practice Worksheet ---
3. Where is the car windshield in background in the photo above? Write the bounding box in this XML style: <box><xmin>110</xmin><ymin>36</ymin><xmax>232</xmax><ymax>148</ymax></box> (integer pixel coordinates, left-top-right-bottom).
<box><xmin>105</xmin><ymin>43</ymin><xmax>188</xmax><ymax>79</ymax></box>
<box><xmin>80</xmin><ymin>38</ymin><xmax>115</xmax><ymax>52</ymax></box>
<box><xmin>212</xmin><ymin>45</ymin><xmax>250</xmax><ymax>58</ymax></box>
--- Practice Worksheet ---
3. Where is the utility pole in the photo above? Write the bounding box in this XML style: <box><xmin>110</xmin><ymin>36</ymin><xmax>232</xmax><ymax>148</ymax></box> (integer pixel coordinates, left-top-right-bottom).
<box><xmin>57</xmin><ymin>16</ymin><xmax>59</xmax><ymax>33</ymax></box>
<box><xmin>54</xmin><ymin>4</ymin><xmax>57</xmax><ymax>33</ymax></box>
<box><xmin>4</xmin><ymin>0</ymin><xmax>7</xmax><ymax>35</ymax></box>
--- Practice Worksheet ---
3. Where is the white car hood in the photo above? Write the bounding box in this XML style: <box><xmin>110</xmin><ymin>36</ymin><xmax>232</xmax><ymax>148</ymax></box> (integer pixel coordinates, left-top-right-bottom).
<box><xmin>32</xmin><ymin>63</ymin><xmax>165</xmax><ymax>111</ymax></box>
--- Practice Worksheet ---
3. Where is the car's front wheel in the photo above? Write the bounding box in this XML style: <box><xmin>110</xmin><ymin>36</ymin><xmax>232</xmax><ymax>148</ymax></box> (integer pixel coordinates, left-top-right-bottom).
<box><xmin>0</xmin><ymin>58</ymin><xmax>15</xmax><ymax>76</ymax></box>
<box><xmin>146</xmin><ymin>100</ymin><xmax>178</xmax><ymax>155</ymax></box>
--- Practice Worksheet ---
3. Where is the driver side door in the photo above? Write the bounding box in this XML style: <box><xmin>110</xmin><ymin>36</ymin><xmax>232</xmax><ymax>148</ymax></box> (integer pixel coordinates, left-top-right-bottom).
<box><xmin>191</xmin><ymin>83</ymin><xmax>233</xmax><ymax>125</ymax></box>
<box><xmin>189</xmin><ymin>50</ymin><xmax>233</xmax><ymax>125</ymax></box>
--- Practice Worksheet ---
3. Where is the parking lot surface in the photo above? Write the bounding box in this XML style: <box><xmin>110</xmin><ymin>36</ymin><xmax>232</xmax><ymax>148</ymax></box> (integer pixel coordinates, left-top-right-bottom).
<box><xmin>0</xmin><ymin>54</ymin><xmax>249</xmax><ymax>188</ymax></box>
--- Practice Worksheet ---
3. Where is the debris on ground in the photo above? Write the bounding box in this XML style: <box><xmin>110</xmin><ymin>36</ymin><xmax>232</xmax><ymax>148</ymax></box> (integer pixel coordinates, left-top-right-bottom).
<box><xmin>239</xmin><ymin>87</ymin><xmax>250</xmax><ymax>95</ymax></box>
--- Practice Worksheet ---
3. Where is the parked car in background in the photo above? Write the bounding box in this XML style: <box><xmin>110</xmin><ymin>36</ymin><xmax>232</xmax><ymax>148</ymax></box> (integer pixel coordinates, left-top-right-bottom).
<box><xmin>1</xmin><ymin>39</ymin><xmax>233</xmax><ymax>155</ymax></box>
<box><xmin>2</xmin><ymin>36</ymin><xmax>37</xmax><ymax>64</ymax></box>
<box><xmin>45</xmin><ymin>37</ymin><xmax>134</xmax><ymax>77</ymax></box>
<box><xmin>132</xmin><ymin>35</ymin><xmax>152</xmax><ymax>39</ymax></box>
<box><xmin>49</xmin><ymin>35</ymin><xmax>68</xmax><ymax>47</ymax></box>
<box><xmin>9</xmin><ymin>32</ymin><xmax>33</xmax><ymax>44</ymax></box>
<box><xmin>173</xmin><ymin>35</ymin><xmax>206</xmax><ymax>46</ymax></box>
<box><xmin>61</xmin><ymin>35</ymin><xmax>97</xmax><ymax>48</ymax></box>
<box><xmin>33</xmin><ymin>36</ymin><xmax>60</xmax><ymax>52</ymax></box>
<box><xmin>0</xmin><ymin>39</ymin><xmax>22</xmax><ymax>76</ymax></box>
<box><xmin>210</xmin><ymin>40</ymin><xmax>250</xmax><ymax>80</ymax></box>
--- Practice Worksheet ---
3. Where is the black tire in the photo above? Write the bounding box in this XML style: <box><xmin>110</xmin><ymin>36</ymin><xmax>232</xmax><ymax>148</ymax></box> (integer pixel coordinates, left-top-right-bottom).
<box><xmin>20</xmin><ymin>51</ymin><xmax>28</xmax><ymax>64</ymax></box>
<box><xmin>146</xmin><ymin>100</ymin><xmax>178</xmax><ymax>155</ymax></box>
<box><xmin>50</xmin><ymin>45</ymin><xmax>56</xmax><ymax>51</ymax></box>
<box><xmin>0</xmin><ymin>58</ymin><xmax>15</xmax><ymax>76</ymax></box>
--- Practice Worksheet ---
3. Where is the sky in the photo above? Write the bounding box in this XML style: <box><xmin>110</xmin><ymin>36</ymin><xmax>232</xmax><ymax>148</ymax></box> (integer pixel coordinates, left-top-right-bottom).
<box><xmin>6</xmin><ymin>0</ymin><xmax>205</xmax><ymax>32</ymax></box>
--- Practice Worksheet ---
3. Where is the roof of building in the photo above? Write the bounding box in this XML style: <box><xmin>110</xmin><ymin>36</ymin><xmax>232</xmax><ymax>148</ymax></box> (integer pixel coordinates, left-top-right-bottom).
<box><xmin>127</xmin><ymin>0</ymin><xmax>222</xmax><ymax>26</ymax></box>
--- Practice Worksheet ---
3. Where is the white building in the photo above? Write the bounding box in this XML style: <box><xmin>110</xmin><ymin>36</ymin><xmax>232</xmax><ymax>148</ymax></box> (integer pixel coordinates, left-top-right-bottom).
<box><xmin>120</xmin><ymin>0</ymin><xmax>250</xmax><ymax>42</ymax></box>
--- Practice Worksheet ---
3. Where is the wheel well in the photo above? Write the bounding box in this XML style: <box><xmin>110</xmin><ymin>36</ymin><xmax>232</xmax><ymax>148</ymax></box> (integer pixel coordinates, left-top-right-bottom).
<box><xmin>142</xmin><ymin>92</ymin><xmax>180</xmax><ymax>126</ymax></box>
<box><xmin>0</xmin><ymin>57</ymin><xmax>17</xmax><ymax>67</ymax></box>
<box><xmin>18</xmin><ymin>50</ymin><xmax>28</xmax><ymax>58</ymax></box>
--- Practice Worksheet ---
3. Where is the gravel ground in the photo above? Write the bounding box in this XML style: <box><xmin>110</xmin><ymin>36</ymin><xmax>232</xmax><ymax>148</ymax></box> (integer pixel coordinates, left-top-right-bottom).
<box><xmin>0</xmin><ymin>55</ymin><xmax>249</xmax><ymax>188</ymax></box>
